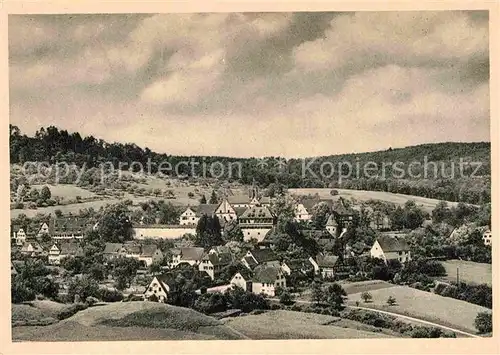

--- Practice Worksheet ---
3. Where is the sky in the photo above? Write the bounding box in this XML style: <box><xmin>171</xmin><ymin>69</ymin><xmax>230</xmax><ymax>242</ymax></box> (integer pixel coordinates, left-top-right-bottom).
<box><xmin>9</xmin><ymin>11</ymin><xmax>490</xmax><ymax>158</ymax></box>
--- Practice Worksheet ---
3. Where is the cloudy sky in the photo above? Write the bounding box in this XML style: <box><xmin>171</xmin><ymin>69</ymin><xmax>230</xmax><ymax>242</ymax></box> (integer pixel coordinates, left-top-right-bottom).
<box><xmin>9</xmin><ymin>11</ymin><xmax>489</xmax><ymax>158</ymax></box>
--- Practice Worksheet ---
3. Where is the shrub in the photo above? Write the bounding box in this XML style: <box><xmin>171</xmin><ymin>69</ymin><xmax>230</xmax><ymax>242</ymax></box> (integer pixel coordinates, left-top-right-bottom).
<box><xmin>56</xmin><ymin>303</ymin><xmax>88</xmax><ymax>320</ymax></box>
<box><xmin>98</xmin><ymin>288</ymin><xmax>124</xmax><ymax>302</ymax></box>
<box><xmin>85</xmin><ymin>296</ymin><xmax>99</xmax><ymax>306</ymax></box>
<box><xmin>361</xmin><ymin>291</ymin><xmax>373</xmax><ymax>303</ymax></box>
<box><xmin>475</xmin><ymin>312</ymin><xmax>492</xmax><ymax>334</ymax></box>
<box><xmin>279</xmin><ymin>289</ymin><xmax>295</xmax><ymax>305</ymax></box>
<box><xmin>193</xmin><ymin>292</ymin><xmax>228</xmax><ymax>314</ymax></box>
<box><xmin>386</xmin><ymin>296</ymin><xmax>397</xmax><ymax>306</ymax></box>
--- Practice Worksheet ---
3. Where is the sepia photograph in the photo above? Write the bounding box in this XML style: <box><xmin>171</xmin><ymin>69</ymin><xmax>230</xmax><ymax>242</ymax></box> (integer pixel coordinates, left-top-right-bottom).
<box><xmin>5</xmin><ymin>5</ymin><xmax>495</xmax><ymax>349</ymax></box>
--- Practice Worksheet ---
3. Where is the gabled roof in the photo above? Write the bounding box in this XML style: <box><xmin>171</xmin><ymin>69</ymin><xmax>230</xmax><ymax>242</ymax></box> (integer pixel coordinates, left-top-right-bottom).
<box><xmin>376</xmin><ymin>235</ymin><xmax>410</xmax><ymax>252</ymax></box>
<box><xmin>249</xmin><ymin>248</ymin><xmax>279</xmax><ymax>263</ymax></box>
<box><xmin>103</xmin><ymin>243</ymin><xmax>124</xmax><ymax>254</ymax></box>
<box><xmin>141</xmin><ymin>244</ymin><xmax>158</xmax><ymax>257</ymax></box>
<box><xmin>326</xmin><ymin>214</ymin><xmax>338</xmax><ymax>226</ymax></box>
<box><xmin>240</xmin><ymin>206</ymin><xmax>274</xmax><ymax>220</ymax></box>
<box><xmin>234</xmin><ymin>207</ymin><xmax>248</xmax><ymax>217</ymax></box>
<box><xmin>207</xmin><ymin>252</ymin><xmax>233</xmax><ymax>266</ymax></box>
<box><xmin>149</xmin><ymin>274</ymin><xmax>176</xmax><ymax>294</ymax></box>
<box><xmin>284</xmin><ymin>258</ymin><xmax>314</xmax><ymax>272</ymax></box>
<box><xmin>252</xmin><ymin>265</ymin><xmax>282</xmax><ymax>283</ymax></box>
<box><xmin>192</xmin><ymin>204</ymin><xmax>219</xmax><ymax>217</ymax></box>
<box><xmin>243</xmin><ymin>256</ymin><xmax>258</xmax><ymax>269</ymax></box>
<box><xmin>175</xmin><ymin>247</ymin><xmax>205</xmax><ymax>261</ymax></box>
<box><xmin>59</xmin><ymin>242</ymin><xmax>84</xmax><ymax>257</ymax></box>
<box><xmin>316</xmin><ymin>254</ymin><xmax>339</xmax><ymax>268</ymax></box>
<box><xmin>11</xmin><ymin>224</ymin><xmax>26</xmax><ymax>233</ymax></box>
<box><xmin>332</xmin><ymin>197</ymin><xmax>355</xmax><ymax>216</ymax></box>
<box><xmin>124</xmin><ymin>244</ymin><xmax>142</xmax><ymax>255</ymax></box>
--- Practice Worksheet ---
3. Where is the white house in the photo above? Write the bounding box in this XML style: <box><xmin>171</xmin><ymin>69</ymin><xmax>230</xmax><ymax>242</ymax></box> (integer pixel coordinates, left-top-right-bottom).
<box><xmin>325</xmin><ymin>215</ymin><xmax>338</xmax><ymax>237</ymax></box>
<box><xmin>230</xmin><ymin>272</ymin><xmax>250</xmax><ymax>290</ymax></box>
<box><xmin>294</xmin><ymin>203</ymin><xmax>312</xmax><ymax>222</ymax></box>
<box><xmin>20</xmin><ymin>241</ymin><xmax>45</xmax><ymax>257</ymax></box>
<box><xmin>251</xmin><ymin>265</ymin><xmax>286</xmax><ymax>297</ymax></box>
<box><xmin>198</xmin><ymin>252</ymin><xmax>232</xmax><ymax>280</ymax></box>
<box><xmin>238</xmin><ymin>206</ymin><xmax>275</xmax><ymax>242</ymax></box>
<box><xmin>144</xmin><ymin>274</ymin><xmax>176</xmax><ymax>302</ymax></box>
<box><xmin>215</xmin><ymin>198</ymin><xmax>238</xmax><ymax>224</ymax></box>
<box><xmin>483</xmin><ymin>228</ymin><xmax>492</xmax><ymax>246</ymax></box>
<box><xmin>179</xmin><ymin>207</ymin><xmax>199</xmax><ymax>225</ymax></box>
<box><xmin>11</xmin><ymin>225</ymin><xmax>27</xmax><ymax>246</ymax></box>
<box><xmin>370</xmin><ymin>234</ymin><xmax>411</xmax><ymax>263</ymax></box>
<box><xmin>48</xmin><ymin>244</ymin><xmax>61</xmax><ymax>265</ymax></box>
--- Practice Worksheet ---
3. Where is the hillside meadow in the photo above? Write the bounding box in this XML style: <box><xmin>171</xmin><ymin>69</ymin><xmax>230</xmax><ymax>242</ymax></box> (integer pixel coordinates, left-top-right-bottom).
<box><xmin>347</xmin><ymin>285</ymin><xmax>490</xmax><ymax>333</ymax></box>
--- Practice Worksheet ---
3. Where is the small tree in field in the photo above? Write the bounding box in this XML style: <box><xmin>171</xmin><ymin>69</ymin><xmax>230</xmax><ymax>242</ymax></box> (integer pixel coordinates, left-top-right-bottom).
<box><xmin>474</xmin><ymin>312</ymin><xmax>492</xmax><ymax>334</ymax></box>
<box><xmin>386</xmin><ymin>296</ymin><xmax>397</xmax><ymax>306</ymax></box>
<box><xmin>361</xmin><ymin>291</ymin><xmax>372</xmax><ymax>303</ymax></box>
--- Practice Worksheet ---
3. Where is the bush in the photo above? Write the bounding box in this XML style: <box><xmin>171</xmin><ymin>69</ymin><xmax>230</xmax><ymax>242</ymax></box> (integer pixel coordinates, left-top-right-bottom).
<box><xmin>475</xmin><ymin>312</ymin><xmax>492</xmax><ymax>334</ymax></box>
<box><xmin>361</xmin><ymin>291</ymin><xmax>372</xmax><ymax>303</ymax></box>
<box><xmin>98</xmin><ymin>288</ymin><xmax>124</xmax><ymax>302</ymax></box>
<box><xmin>193</xmin><ymin>292</ymin><xmax>228</xmax><ymax>314</ymax></box>
<box><xmin>279</xmin><ymin>289</ymin><xmax>295</xmax><ymax>305</ymax></box>
<box><xmin>386</xmin><ymin>296</ymin><xmax>397</xmax><ymax>306</ymax></box>
<box><xmin>56</xmin><ymin>303</ymin><xmax>88</xmax><ymax>320</ymax></box>
<box><xmin>85</xmin><ymin>296</ymin><xmax>99</xmax><ymax>306</ymax></box>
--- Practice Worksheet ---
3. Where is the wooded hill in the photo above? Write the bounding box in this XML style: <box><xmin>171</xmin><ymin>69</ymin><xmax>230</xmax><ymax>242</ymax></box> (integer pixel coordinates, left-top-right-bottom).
<box><xmin>10</xmin><ymin>125</ymin><xmax>490</xmax><ymax>204</ymax></box>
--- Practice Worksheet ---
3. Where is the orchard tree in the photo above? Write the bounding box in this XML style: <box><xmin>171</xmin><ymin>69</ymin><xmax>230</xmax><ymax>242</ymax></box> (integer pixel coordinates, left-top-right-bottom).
<box><xmin>40</xmin><ymin>186</ymin><xmax>52</xmax><ymax>201</ymax></box>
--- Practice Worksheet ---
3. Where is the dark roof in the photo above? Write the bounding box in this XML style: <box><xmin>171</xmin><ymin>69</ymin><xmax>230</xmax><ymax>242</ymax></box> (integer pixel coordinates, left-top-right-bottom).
<box><xmin>316</xmin><ymin>254</ymin><xmax>339</xmax><ymax>268</ymax></box>
<box><xmin>234</xmin><ymin>207</ymin><xmax>248</xmax><ymax>216</ymax></box>
<box><xmin>50</xmin><ymin>217</ymin><xmax>93</xmax><ymax>234</ymax></box>
<box><xmin>178</xmin><ymin>247</ymin><xmax>205</xmax><ymax>261</ymax></box>
<box><xmin>300</xmin><ymin>199</ymin><xmax>318</xmax><ymax>212</ymax></box>
<box><xmin>124</xmin><ymin>244</ymin><xmax>141</xmax><ymax>255</ymax></box>
<box><xmin>252</xmin><ymin>265</ymin><xmax>282</xmax><ymax>283</ymax></box>
<box><xmin>59</xmin><ymin>242</ymin><xmax>84</xmax><ymax>256</ymax></box>
<box><xmin>376</xmin><ymin>235</ymin><xmax>410</xmax><ymax>252</ymax></box>
<box><xmin>243</xmin><ymin>256</ymin><xmax>258</xmax><ymax>268</ymax></box>
<box><xmin>240</xmin><ymin>206</ymin><xmax>274</xmax><ymax>219</ymax></box>
<box><xmin>141</xmin><ymin>244</ymin><xmax>158</xmax><ymax>257</ymax></box>
<box><xmin>284</xmin><ymin>258</ymin><xmax>314</xmax><ymax>272</ymax></box>
<box><xmin>250</xmin><ymin>248</ymin><xmax>278</xmax><ymax>263</ymax></box>
<box><xmin>192</xmin><ymin>204</ymin><xmax>219</xmax><ymax>217</ymax></box>
<box><xmin>332</xmin><ymin>197</ymin><xmax>355</xmax><ymax>216</ymax></box>
<box><xmin>149</xmin><ymin>274</ymin><xmax>177</xmax><ymax>294</ymax></box>
<box><xmin>104</xmin><ymin>243</ymin><xmax>124</xmax><ymax>254</ymax></box>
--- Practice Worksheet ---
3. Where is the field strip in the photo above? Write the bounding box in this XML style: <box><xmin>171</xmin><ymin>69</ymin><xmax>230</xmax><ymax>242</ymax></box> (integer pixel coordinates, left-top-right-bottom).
<box><xmin>268</xmin><ymin>298</ymin><xmax>480</xmax><ymax>338</ymax></box>
<box><xmin>350</xmin><ymin>306</ymin><xmax>480</xmax><ymax>338</ymax></box>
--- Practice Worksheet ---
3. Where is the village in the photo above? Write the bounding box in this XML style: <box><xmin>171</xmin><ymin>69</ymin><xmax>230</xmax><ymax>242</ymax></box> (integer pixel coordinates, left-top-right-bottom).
<box><xmin>10</xmin><ymin>179</ymin><xmax>492</xmax><ymax>310</ymax></box>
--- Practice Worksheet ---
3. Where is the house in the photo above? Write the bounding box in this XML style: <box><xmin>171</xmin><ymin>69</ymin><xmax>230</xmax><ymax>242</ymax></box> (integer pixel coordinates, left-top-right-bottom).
<box><xmin>36</xmin><ymin>222</ymin><xmax>51</xmax><ymax>238</ymax></box>
<box><xmin>171</xmin><ymin>247</ymin><xmax>205</xmax><ymax>268</ymax></box>
<box><xmin>179</xmin><ymin>207</ymin><xmax>199</xmax><ymax>225</ymax></box>
<box><xmin>49</xmin><ymin>217</ymin><xmax>91</xmax><ymax>240</ymax></box>
<box><xmin>239</xmin><ymin>205</ymin><xmax>275</xmax><ymax>241</ymax></box>
<box><xmin>370</xmin><ymin>234</ymin><xmax>411</xmax><ymax>263</ymax></box>
<box><xmin>20</xmin><ymin>241</ymin><xmax>45</xmax><ymax>257</ymax></box>
<box><xmin>241</xmin><ymin>248</ymin><xmax>280</xmax><ymax>270</ymax></box>
<box><xmin>103</xmin><ymin>242</ymin><xmax>127</xmax><ymax>261</ymax></box>
<box><xmin>251</xmin><ymin>265</ymin><xmax>286</xmax><ymax>297</ymax></box>
<box><xmin>48</xmin><ymin>244</ymin><xmax>61</xmax><ymax>265</ymax></box>
<box><xmin>483</xmin><ymin>228</ymin><xmax>492</xmax><ymax>246</ymax></box>
<box><xmin>316</xmin><ymin>254</ymin><xmax>339</xmax><ymax>279</ymax></box>
<box><xmin>198</xmin><ymin>252</ymin><xmax>233</xmax><ymax>280</ymax></box>
<box><xmin>11</xmin><ymin>225</ymin><xmax>28</xmax><ymax>246</ymax></box>
<box><xmin>294</xmin><ymin>203</ymin><xmax>312</xmax><ymax>223</ymax></box>
<box><xmin>281</xmin><ymin>258</ymin><xmax>315</xmax><ymax>276</ymax></box>
<box><xmin>179</xmin><ymin>204</ymin><xmax>219</xmax><ymax>226</ymax></box>
<box><xmin>331</xmin><ymin>197</ymin><xmax>358</xmax><ymax>229</ymax></box>
<box><xmin>325</xmin><ymin>215</ymin><xmax>338</xmax><ymax>237</ymax></box>
<box><xmin>144</xmin><ymin>274</ymin><xmax>176</xmax><ymax>302</ymax></box>
<box><xmin>214</xmin><ymin>198</ymin><xmax>238</xmax><ymax>224</ymax></box>
<box><xmin>139</xmin><ymin>244</ymin><xmax>164</xmax><ymax>266</ymax></box>
<box><xmin>230</xmin><ymin>272</ymin><xmax>252</xmax><ymax>291</ymax></box>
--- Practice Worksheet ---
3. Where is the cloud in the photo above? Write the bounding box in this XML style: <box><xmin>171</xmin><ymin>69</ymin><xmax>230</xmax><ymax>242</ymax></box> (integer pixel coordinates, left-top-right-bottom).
<box><xmin>293</xmin><ymin>11</ymin><xmax>488</xmax><ymax>72</ymax></box>
<box><xmin>8</xmin><ymin>11</ymin><xmax>490</xmax><ymax>157</ymax></box>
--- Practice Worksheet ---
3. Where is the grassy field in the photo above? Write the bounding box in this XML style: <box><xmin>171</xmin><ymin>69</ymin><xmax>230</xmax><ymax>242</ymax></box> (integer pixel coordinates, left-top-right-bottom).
<box><xmin>289</xmin><ymin>188</ymin><xmax>462</xmax><ymax>212</ymax></box>
<box><xmin>224</xmin><ymin>310</ymin><xmax>394</xmax><ymax>339</ymax></box>
<box><xmin>12</xmin><ymin>301</ymin><xmax>247</xmax><ymax>341</ymax></box>
<box><xmin>440</xmin><ymin>260</ymin><xmax>492</xmax><ymax>286</ymax></box>
<box><xmin>339</xmin><ymin>280</ymin><xmax>396</xmax><ymax>295</ymax></box>
<box><xmin>32</xmin><ymin>184</ymin><xmax>97</xmax><ymax>200</ymax></box>
<box><xmin>347</xmin><ymin>285</ymin><xmax>490</xmax><ymax>333</ymax></box>
<box><xmin>12</xmin><ymin>301</ymin><xmax>69</xmax><ymax>326</ymax></box>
